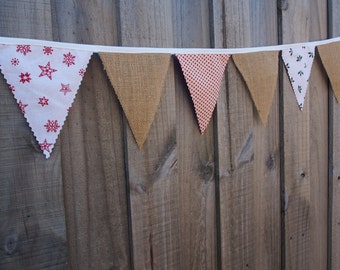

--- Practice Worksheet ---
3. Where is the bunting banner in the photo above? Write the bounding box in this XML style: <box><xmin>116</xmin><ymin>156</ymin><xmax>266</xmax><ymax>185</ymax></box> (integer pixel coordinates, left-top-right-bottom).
<box><xmin>176</xmin><ymin>54</ymin><xmax>229</xmax><ymax>133</ymax></box>
<box><xmin>317</xmin><ymin>41</ymin><xmax>340</xmax><ymax>102</ymax></box>
<box><xmin>282</xmin><ymin>45</ymin><xmax>315</xmax><ymax>110</ymax></box>
<box><xmin>99</xmin><ymin>53</ymin><xmax>171</xmax><ymax>148</ymax></box>
<box><xmin>0</xmin><ymin>44</ymin><xmax>92</xmax><ymax>158</ymax></box>
<box><xmin>1</xmin><ymin>36</ymin><xmax>340</xmax><ymax>158</ymax></box>
<box><xmin>232</xmin><ymin>51</ymin><xmax>279</xmax><ymax>125</ymax></box>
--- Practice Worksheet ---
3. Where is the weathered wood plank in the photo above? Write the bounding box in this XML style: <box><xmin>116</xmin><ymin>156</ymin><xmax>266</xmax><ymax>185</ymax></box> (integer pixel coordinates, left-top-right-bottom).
<box><xmin>215</xmin><ymin>0</ymin><xmax>281</xmax><ymax>269</ymax></box>
<box><xmin>328</xmin><ymin>0</ymin><xmax>340</xmax><ymax>269</ymax></box>
<box><xmin>118</xmin><ymin>1</ymin><xmax>181</xmax><ymax>269</ymax></box>
<box><xmin>281</xmin><ymin>1</ymin><xmax>328</xmax><ymax>269</ymax></box>
<box><xmin>173</xmin><ymin>0</ymin><xmax>217</xmax><ymax>269</ymax></box>
<box><xmin>0</xmin><ymin>1</ymin><xmax>67</xmax><ymax>269</ymax></box>
<box><xmin>51</xmin><ymin>1</ymin><xmax>130</xmax><ymax>269</ymax></box>
<box><xmin>119</xmin><ymin>0</ymin><xmax>218</xmax><ymax>268</ymax></box>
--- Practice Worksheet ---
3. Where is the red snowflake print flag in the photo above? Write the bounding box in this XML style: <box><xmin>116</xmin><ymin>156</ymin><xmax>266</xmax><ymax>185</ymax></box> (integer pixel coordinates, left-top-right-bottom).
<box><xmin>0</xmin><ymin>44</ymin><xmax>92</xmax><ymax>158</ymax></box>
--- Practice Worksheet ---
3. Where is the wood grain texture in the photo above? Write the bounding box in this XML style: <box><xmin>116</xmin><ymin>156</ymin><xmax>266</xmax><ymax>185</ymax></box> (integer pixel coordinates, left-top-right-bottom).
<box><xmin>173</xmin><ymin>0</ymin><xmax>217</xmax><ymax>269</ymax></box>
<box><xmin>0</xmin><ymin>1</ymin><xmax>67</xmax><ymax>269</ymax></box>
<box><xmin>118</xmin><ymin>1</ymin><xmax>181</xmax><ymax>269</ymax></box>
<box><xmin>329</xmin><ymin>0</ymin><xmax>340</xmax><ymax>269</ymax></box>
<box><xmin>215</xmin><ymin>0</ymin><xmax>281</xmax><ymax>269</ymax></box>
<box><xmin>51</xmin><ymin>1</ymin><xmax>130</xmax><ymax>269</ymax></box>
<box><xmin>281</xmin><ymin>1</ymin><xmax>328</xmax><ymax>269</ymax></box>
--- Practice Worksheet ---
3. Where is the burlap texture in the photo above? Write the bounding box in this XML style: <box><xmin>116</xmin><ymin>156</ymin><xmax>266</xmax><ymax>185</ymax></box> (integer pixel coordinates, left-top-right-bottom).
<box><xmin>232</xmin><ymin>51</ymin><xmax>279</xmax><ymax>125</ymax></box>
<box><xmin>99</xmin><ymin>53</ymin><xmax>171</xmax><ymax>148</ymax></box>
<box><xmin>318</xmin><ymin>42</ymin><xmax>340</xmax><ymax>102</ymax></box>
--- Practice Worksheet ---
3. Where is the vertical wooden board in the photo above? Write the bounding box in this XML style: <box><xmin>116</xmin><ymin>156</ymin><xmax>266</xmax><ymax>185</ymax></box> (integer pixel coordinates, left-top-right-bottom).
<box><xmin>281</xmin><ymin>1</ymin><xmax>328</xmax><ymax>269</ymax></box>
<box><xmin>0</xmin><ymin>1</ymin><xmax>67</xmax><ymax>269</ymax></box>
<box><xmin>118</xmin><ymin>1</ymin><xmax>181</xmax><ymax>269</ymax></box>
<box><xmin>51</xmin><ymin>1</ymin><xmax>130</xmax><ymax>269</ymax></box>
<box><xmin>215</xmin><ymin>0</ymin><xmax>281</xmax><ymax>269</ymax></box>
<box><xmin>329</xmin><ymin>0</ymin><xmax>340</xmax><ymax>269</ymax></box>
<box><xmin>173</xmin><ymin>0</ymin><xmax>218</xmax><ymax>269</ymax></box>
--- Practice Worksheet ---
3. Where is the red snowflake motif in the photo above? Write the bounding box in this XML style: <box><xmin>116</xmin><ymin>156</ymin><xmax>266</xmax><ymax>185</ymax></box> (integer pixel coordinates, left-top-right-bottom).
<box><xmin>39</xmin><ymin>61</ymin><xmax>57</xmax><ymax>80</ymax></box>
<box><xmin>9</xmin><ymin>84</ymin><xmax>15</xmax><ymax>92</ymax></box>
<box><xmin>43</xmin><ymin>46</ymin><xmax>53</xmax><ymax>55</ymax></box>
<box><xmin>78</xmin><ymin>68</ymin><xmax>86</xmax><ymax>77</ymax></box>
<box><xmin>19</xmin><ymin>72</ymin><xmax>31</xmax><ymax>83</ymax></box>
<box><xmin>16</xmin><ymin>45</ymin><xmax>31</xmax><ymax>55</ymax></box>
<box><xmin>11</xmin><ymin>58</ymin><xmax>19</xmax><ymax>66</ymax></box>
<box><xmin>63</xmin><ymin>52</ymin><xmax>76</xmax><ymax>67</ymax></box>
<box><xmin>38</xmin><ymin>96</ymin><xmax>49</xmax><ymax>107</ymax></box>
<box><xmin>44</xmin><ymin>120</ymin><xmax>60</xmax><ymax>133</ymax></box>
<box><xmin>18</xmin><ymin>100</ymin><xmax>28</xmax><ymax>114</ymax></box>
<box><xmin>39</xmin><ymin>139</ymin><xmax>53</xmax><ymax>153</ymax></box>
<box><xmin>60</xmin><ymin>83</ymin><xmax>71</xmax><ymax>95</ymax></box>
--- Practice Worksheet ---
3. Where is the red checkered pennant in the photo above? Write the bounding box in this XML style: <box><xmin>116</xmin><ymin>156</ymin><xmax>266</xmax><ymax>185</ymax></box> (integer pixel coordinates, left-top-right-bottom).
<box><xmin>176</xmin><ymin>54</ymin><xmax>229</xmax><ymax>133</ymax></box>
<box><xmin>0</xmin><ymin>44</ymin><xmax>92</xmax><ymax>158</ymax></box>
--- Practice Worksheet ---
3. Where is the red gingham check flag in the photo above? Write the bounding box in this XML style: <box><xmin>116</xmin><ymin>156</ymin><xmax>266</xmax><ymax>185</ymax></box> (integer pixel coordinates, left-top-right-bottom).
<box><xmin>176</xmin><ymin>54</ymin><xmax>229</xmax><ymax>133</ymax></box>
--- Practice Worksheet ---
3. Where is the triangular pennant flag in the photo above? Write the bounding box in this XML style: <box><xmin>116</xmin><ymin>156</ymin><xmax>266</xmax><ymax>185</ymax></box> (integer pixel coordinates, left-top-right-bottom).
<box><xmin>0</xmin><ymin>44</ymin><xmax>92</xmax><ymax>158</ymax></box>
<box><xmin>232</xmin><ymin>51</ymin><xmax>279</xmax><ymax>125</ymax></box>
<box><xmin>317</xmin><ymin>41</ymin><xmax>340</xmax><ymax>102</ymax></box>
<box><xmin>282</xmin><ymin>45</ymin><xmax>315</xmax><ymax>110</ymax></box>
<box><xmin>99</xmin><ymin>53</ymin><xmax>171</xmax><ymax>148</ymax></box>
<box><xmin>176</xmin><ymin>54</ymin><xmax>229</xmax><ymax>133</ymax></box>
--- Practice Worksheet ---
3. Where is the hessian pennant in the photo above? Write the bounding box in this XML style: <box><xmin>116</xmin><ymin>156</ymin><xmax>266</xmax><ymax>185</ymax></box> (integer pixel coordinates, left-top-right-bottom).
<box><xmin>317</xmin><ymin>41</ymin><xmax>340</xmax><ymax>102</ymax></box>
<box><xmin>175</xmin><ymin>54</ymin><xmax>229</xmax><ymax>133</ymax></box>
<box><xmin>99</xmin><ymin>52</ymin><xmax>171</xmax><ymax>148</ymax></box>
<box><xmin>282</xmin><ymin>45</ymin><xmax>315</xmax><ymax>110</ymax></box>
<box><xmin>232</xmin><ymin>51</ymin><xmax>279</xmax><ymax>125</ymax></box>
<box><xmin>0</xmin><ymin>44</ymin><xmax>92</xmax><ymax>158</ymax></box>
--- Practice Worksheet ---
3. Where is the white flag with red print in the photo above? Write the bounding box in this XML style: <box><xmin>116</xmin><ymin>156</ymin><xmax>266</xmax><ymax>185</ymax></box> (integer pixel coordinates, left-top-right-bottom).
<box><xmin>176</xmin><ymin>54</ymin><xmax>229</xmax><ymax>133</ymax></box>
<box><xmin>0</xmin><ymin>44</ymin><xmax>92</xmax><ymax>158</ymax></box>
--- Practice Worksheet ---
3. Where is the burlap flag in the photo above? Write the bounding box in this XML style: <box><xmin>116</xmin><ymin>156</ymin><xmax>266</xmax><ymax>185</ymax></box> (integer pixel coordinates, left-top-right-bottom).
<box><xmin>0</xmin><ymin>44</ymin><xmax>92</xmax><ymax>158</ymax></box>
<box><xmin>99</xmin><ymin>53</ymin><xmax>171</xmax><ymax>148</ymax></box>
<box><xmin>175</xmin><ymin>54</ymin><xmax>230</xmax><ymax>133</ymax></box>
<box><xmin>232</xmin><ymin>51</ymin><xmax>279</xmax><ymax>125</ymax></box>
<box><xmin>282</xmin><ymin>45</ymin><xmax>315</xmax><ymax>110</ymax></box>
<box><xmin>318</xmin><ymin>42</ymin><xmax>340</xmax><ymax>102</ymax></box>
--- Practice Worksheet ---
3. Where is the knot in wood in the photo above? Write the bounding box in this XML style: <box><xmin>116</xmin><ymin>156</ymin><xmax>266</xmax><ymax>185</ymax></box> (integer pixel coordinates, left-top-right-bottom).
<box><xmin>200</xmin><ymin>162</ymin><xmax>214</xmax><ymax>183</ymax></box>
<box><xmin>5</xmin><ymin>234</ymin><xmax>18</xmax><ymax>255</ymax></box>
<box><xmin>135</xmin><ymin>183</ymin><xmax>147</xmax><ymax>194</ymax></box>
<box><xmin>266</xmin><ymin>154</ymin><xmax>275</xmax><ymax>170</ymax></box>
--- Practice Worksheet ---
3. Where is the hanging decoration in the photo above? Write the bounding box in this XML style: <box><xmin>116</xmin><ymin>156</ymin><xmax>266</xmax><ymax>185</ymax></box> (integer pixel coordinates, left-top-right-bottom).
<box><xmin>317</xmin><ymin>41</ymin><xmax>340</xmax><ymax>102</ymax></box>
<box><xmin>0</xmin><ymin>44</ymin><xmax>92</xmax><ymax>158</ymax></box>
<box><xmin>282</xmin><ymin>45</ymin><xmax>315</xmax><ymax>110</ymax></box>
<box><xmin>99</xmin><ymin>53</ymin><xmax>171</xmax><ymax>148</ymax></box>
<box><xmin>232</xmin><ymin>51</ymin><xmax>279</xmax><ymax>125</ymax></box>
<box><xmin>176</xmin><ymin>54</ymin><xmax>229</xmax><ymax>133</ymax></box>
<box><xmin>0</xmin><ymin>36</ymin><xmax>340</xmax><ymax>158</ymax></box>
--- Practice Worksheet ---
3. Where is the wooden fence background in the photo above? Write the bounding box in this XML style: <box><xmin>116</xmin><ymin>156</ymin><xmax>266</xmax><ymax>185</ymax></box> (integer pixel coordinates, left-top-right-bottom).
<box><xmin>0</xmin><ymin>0</ymin><xmax>339</xmax><ymax>269</ymax></box>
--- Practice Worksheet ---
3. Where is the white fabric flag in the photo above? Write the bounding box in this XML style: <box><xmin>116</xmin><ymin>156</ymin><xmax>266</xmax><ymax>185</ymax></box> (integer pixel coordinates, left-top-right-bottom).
<box><xmin>282</xmin><ymin>45</ymin><xmax>315</xmax><ymax>110</ymax></box>
<box><xmin>0</xmin><ymin>44</ymin><xmax>92</xmax><ymax>158</ymax></box>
